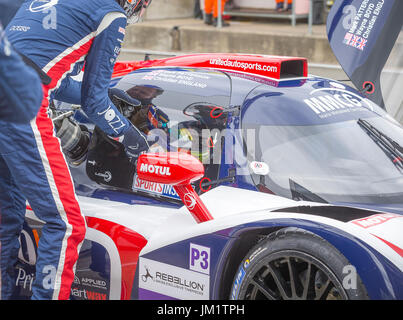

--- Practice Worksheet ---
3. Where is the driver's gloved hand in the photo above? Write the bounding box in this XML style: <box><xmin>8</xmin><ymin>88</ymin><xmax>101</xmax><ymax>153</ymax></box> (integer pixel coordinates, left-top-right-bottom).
<box><xmin>118</xmin><ymin>125</ymin><xmax>150</xmax><ymax>164</ymax></box>
<box><xmin>108</xmin><ymin>88</ymin><xmax>141</xmax><ymax>115</ymax></box>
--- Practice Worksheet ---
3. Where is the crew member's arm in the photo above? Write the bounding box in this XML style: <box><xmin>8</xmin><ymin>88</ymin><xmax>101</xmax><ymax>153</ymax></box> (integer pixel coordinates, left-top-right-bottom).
<box><xmin>79</xmin><ymin>13</ymin><xmax>148</xmax><ymax>162</ymax></box>
<box><xmin>0</xmin><ymin>23</ymin><xmax>42</xmax><ymax>123</ymax></box>
<box><xmin>53</xmin><ymin>75</ymin><xmax>82</xmax><ymax>105</ymax></box>
<box><xmin>79</xmin><ymin>12</ymin><xmax>130</xmax><ymax>137</ymax></box>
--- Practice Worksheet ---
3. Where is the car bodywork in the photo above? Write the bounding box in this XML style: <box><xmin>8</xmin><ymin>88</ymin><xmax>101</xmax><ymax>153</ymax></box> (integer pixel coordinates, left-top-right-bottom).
<box><xmin>11</xmin><ymin>0</ymin><xmax>403</xmax><ymax>300</ymax></box>
<box><xmin>13</xmin><ymin>52</ymin><xmax>403</xmax><ymax>300</ymax></box>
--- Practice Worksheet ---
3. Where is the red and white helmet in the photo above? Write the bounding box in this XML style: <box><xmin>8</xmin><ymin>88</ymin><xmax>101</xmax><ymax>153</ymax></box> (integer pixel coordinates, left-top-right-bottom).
<box><xmin>117</xmin><ymin>0</ymin><xmax>152</xmax><ymax>24</ymax></box>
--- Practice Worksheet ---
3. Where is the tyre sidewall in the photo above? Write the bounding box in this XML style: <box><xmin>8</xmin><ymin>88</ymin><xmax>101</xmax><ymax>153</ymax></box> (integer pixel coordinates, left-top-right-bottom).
<box><xmin>230</xmin><ymin>228</ymin><xmax>368</xmax><ymax>300</ymax></box>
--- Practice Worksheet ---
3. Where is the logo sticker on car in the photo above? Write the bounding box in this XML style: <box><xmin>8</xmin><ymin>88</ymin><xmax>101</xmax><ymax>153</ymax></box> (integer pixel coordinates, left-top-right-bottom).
<box><xmin>189</xmin><ymin>243</ymin><xmax>210</xmax><ymax>275</ymax></box>
<box><xmin>139</xmin><ymin>257</ymin><xmax>210</xmax><ymax>300</ymax></box>
<box><xmin>350</xmin><ymin>213</ymin><xmax>401</xmax><ymax>228</ymax></box>
<box><xmin>132</xmin><ymin>175</ymin><xmax>181</xmax><ymax>200</ymax></box>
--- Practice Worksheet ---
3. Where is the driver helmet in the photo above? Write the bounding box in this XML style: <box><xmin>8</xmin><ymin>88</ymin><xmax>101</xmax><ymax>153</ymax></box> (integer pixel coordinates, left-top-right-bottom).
<box><xmin>117</xmin><ymin>0</ymin><xmax>153</xmax><ymax>24</ymax></box>
<box><xmin>173</xmin><ymin>127</ymin><xmax>211</xmax><ymax>163</ymax></box>
<box><xmin>125</xmin><ymin>85</ymin><xmax>166</xmax><ymax>133</ymax></box>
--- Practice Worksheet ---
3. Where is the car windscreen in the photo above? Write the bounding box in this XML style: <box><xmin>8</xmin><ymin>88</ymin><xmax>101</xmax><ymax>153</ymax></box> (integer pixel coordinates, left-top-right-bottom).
<box><xmin>244</xmin><ymin>115</ymin><xmax>403</xmax><ymax>205</ymax></box>
<box><xmin>116</xmin><ymin>68</ymin><xmax>231</xmax><ymax>113</ymax></box>
<box><xmin>104</xmin><ymin>67</ymin><xmax>232</xmax><ymax>196</ymax></box>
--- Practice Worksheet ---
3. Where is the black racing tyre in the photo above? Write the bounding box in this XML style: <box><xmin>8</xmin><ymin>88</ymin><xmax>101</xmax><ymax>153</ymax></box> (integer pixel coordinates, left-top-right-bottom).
<box><xmin>230</xmin><ymin>227</ymin><xmax>368</xmax><ymax>300</ymax></box>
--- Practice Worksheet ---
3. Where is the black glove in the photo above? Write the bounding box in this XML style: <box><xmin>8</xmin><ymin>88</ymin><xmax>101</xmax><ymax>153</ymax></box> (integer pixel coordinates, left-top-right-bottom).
<box><xmin>119</xmin><ymin>125</ymin><xmax>149</xmax><ymax>164</ymax></box>
<box><xmin>108</xmin><ymin>88</ymin><xmax>141</xmax><ymax>117</ymax></box>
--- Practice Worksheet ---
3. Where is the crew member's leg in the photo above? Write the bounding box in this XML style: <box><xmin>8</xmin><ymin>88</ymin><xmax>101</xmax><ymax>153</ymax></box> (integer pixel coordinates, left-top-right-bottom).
<box><xmin>30</xmin><ymin>98</ymin><xmax>86</xmax><ymax>300</ymax></box>
<box><xmin>276</xmin><ymin>0</ymin><xmax>292</xmax><ymax>11</ymax></box>
<box><xmin>276</xmin><ymin>0</ymin><xmax>284</xmax><ymax>11</ymax></box>
<box><xmin>204</xmin><ymin>0</ymin><xmax>214</xmax><ymax>24</ymax></box>
<box><xmin>213</xmin><ymin>0</ymin><xmax>229</xmax><ymax>26</ymax></box>
<box><xmin>204</xmin><ymin>0</ymin><xmax>214</xmax><ymax>14</ymax></box>
<box><xmin>0</xmin><ymin>155</ymin><xmax>26</xmax><ymax>300</ymax></box>
<box><xmin>286</xmin><ymin>0</ymin><xmax>292</xmax><ymax>11</ymax></box>
<box><xmin>213</xmin><ymin>0</ymin><xmax>226</xmax><ymax>18</ymax></box>
<box><xmin>0</xmin><ymin>98</ymin><xmax>86</xmax><ymax>300</ymax></box>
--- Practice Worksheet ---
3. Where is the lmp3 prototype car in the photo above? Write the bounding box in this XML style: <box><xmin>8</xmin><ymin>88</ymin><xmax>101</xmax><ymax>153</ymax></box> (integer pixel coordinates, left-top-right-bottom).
<box><xmin>13</xmin><ymin>1</ymin><xmax>403</xmax><ymax>300</ymax></box>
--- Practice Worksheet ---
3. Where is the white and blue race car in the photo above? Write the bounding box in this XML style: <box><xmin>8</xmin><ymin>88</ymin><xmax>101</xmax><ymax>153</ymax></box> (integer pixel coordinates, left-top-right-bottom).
<box><xmin>14</xmin><ymin>0</ymin><xmax>403</xmax><ymax>300</ymax></box>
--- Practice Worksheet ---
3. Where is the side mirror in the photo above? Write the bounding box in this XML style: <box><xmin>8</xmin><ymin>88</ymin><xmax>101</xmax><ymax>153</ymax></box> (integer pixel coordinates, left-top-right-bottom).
<box><xmin>137</xmin><ymin>152</ymin><xmax>213</xmax><ymax>223</ymax></box>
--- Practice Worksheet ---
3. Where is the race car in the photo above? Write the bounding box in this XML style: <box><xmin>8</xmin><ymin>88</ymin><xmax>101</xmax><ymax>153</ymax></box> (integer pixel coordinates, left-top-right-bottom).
<box><xmin>12</xmin><ymin>0</ymin><xmax>403</xmax><ymax>300</ymax></box>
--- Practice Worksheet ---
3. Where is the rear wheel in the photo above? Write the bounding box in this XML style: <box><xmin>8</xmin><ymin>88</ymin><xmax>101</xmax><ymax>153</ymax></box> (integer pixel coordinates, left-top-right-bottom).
<box><xmin>230</xmin><ymin>228</ymin><xmax>368</xmax><ymax>300</ymax></box>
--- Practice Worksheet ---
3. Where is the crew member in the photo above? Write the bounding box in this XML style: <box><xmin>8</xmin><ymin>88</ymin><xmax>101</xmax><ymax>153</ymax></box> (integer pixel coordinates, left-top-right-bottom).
<box><xmin>1</xmin><ymin>0</ymin><xmax>152</xmax><ymax>300</ymax></box>
<box><xmin>0</xmin><ymin>0</ymin><xmax>43</xmax><ymax>301</ymax></box>
<box><xmin>204</xmin><ymin>0</ymin><xmax>229</xmax><ymax>27</ymax></box>
<box><xmin>275</xmin><ymin>0</ymin><xmax>293</xmax><ymax>12</ymax></box>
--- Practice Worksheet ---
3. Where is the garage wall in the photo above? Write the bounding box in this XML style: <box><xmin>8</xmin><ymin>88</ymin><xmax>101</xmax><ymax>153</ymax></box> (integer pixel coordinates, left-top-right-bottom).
<box><xmin>143</xmin><ymin>0</ymin><xmax>194</xmax><ymax>20</ymax></box>
<box><xmin>233</xmin><ymin>0</ymin><xmax>276</xmax><ymax>8</ymax></box>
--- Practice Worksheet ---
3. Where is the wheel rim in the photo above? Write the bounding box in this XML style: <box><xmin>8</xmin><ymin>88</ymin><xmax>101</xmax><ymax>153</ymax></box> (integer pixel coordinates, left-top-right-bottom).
<box><xmin>240</xmin><ymin>250</ymin><xmax>348</xmax><ymax>300</ymax></box>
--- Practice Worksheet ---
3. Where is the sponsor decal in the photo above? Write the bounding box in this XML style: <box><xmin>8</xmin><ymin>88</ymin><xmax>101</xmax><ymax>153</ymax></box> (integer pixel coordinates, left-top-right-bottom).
<box><xmin>97</xmin><ymin>104</ymin><xmax>127</xmax><ymax>135</ymax></box>
<box><xmin>230</xmin><ymin>267</ymin><xmax>245</xmax><ymax>300</ymax></box>
<box><xmin>183</xmin><ymin>192</ymin><xmax>197</xmax><ymax>210</ymax></box>
<box><xmin>15</xmin><ymin>267</ymin><xmax>35</xmax><ymax>292</ymax></box>
<box><xmin>29</xmin><ymin>0</ymin><xmax>59</xmax><ymax>13</ymax></box>
<box><xmin>86</xmin><ymin>290</ymin><xmax>107</xmax><ymax>300</ymax></box>
<box><xmin>94</xmin><ymin>171</ymin><xmax>112</xmax><ymax>182</ymax></box>
<box><xmin>81</xmin><ymin>277</ymin><xmax>108</xmax><ymax>290</ymax></box>
<box><xmin>118</xmin><ymin>27</ymin><xmax>126</xmax><ymax>35</ymax></box>
<box><xmin>70</xmin><ymin>288</ymin><xmax>107</xmax><ymax>300</ymax></box>
<box><xmin>342</xmin><ymin>0</ymin><xmax>385</xmax><ymax>51</ymax></box>
<box><xmin>142</xmin><ymin>70</ymin><xmax>209</xmax><ymax>88</ymax></box>
<box><xmin>189</xmin><ymin>243</ymin><xmax>210</xmax><ymax>275</ymax></box>
<box><xmin>225</xmin><ymin>70</ymin><xmax>282</xmax><ymax>87</ymax></box>
<box><xmin>209</xmin><ymin>58</ymin><xmax>278</xmax><ymax>75</ymax></box>
<box><xmin>70</xmin><ymin>272</ymin><xmax>110</xmax><ymax>300</ymax></box>
<box><xmin>350</xmin><ymin>213</ymin><xmax>400</xmax><ymax>228</ymax></box>
<box><xmin>250</xmin><ymin>161</ymin><xmax>269</xmax><ymax>175</ymax></box>
<box><xmin>139</xmin><ymin>163</ymin><xmax>172</xmax><ymax>176</ymax></box>
<box><xmin>132</xmin><ymin>175</ymin><xmax>181</xmax><ymax>200</ymax></box>
<box><xmin>9</xmin><ymin>25</ymin><xmax>31</xmax><ymax>32</ymax></box>
<box><xmin>113</xmin><ymin>46</ymin><xmax>121</xmax><ymax>58</ymax></box>
<box><xmin>142</xmin><ymin>266</ymin><xmax>154</xmax><ymax>283</ymax></box>
<box><xmin>139</xmin><ymin>257</ymin><xmax>210</xmax><ymax>300</ymax></box>
<box><xmin>304</xmin><ymin>88</ymin><xmax>374</xmax><ymax>118</ymax></box>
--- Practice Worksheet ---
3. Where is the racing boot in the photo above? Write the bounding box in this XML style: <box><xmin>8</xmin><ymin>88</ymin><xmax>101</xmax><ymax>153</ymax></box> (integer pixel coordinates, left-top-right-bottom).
<box><xmin>204</xmin><ymin>13</ymin><xmax>213</xmax><ymax>25</ymax></box>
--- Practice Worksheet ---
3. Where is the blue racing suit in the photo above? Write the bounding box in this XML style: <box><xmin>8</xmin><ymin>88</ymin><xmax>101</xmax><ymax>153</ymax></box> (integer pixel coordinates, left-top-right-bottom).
<box><xmin>0</xmin><ymin>0</ymin><xmax>145</xmax><ymax>300</ymax></box>
<box><xmin>0</xmin><ymin>23</ymin><xmax>42</xmax><ymax>123</ymax></box>
<box><xmin>0</xmin><ymin>0</ymin><xmax>24</xmax><ymax>27</ymax></box>
<box><xmin>7</xmin><ymin>0</ymin><xmax>132</xmax><ymax>137</ymax></box>
<box><xmin>0</xmin><ymin>2</ymin><xmax>43</xmax><ymax>301</ymax></box>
